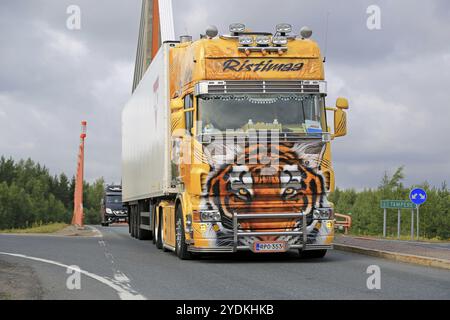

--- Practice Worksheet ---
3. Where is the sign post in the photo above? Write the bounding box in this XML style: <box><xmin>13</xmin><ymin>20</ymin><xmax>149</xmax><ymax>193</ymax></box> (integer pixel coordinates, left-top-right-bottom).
<box><xmin>409</xmin><ymin>188</ymin><xmax>427</xmax><ymax>241</ymax></box>
<box><xmin>380</xmin><ymin>200</ymin><xmax>416</xmax><ymax>238</ymax></box>
<box><xmin>410</xmin><ymin>209</ymin><xmax>414</xmax><ymax>240</ymax></box>
<box><xmin>417</xmin><ymin>206</ymin><xmax>419</xmax><ymax>240</ymax></box>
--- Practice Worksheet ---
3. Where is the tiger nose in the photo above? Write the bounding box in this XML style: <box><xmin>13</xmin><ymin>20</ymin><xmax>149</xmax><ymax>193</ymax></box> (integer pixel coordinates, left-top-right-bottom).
<box><xmin>258</xmin><ymin>236</ymin><xmax>278</xmax><ymax>241</ymax></box>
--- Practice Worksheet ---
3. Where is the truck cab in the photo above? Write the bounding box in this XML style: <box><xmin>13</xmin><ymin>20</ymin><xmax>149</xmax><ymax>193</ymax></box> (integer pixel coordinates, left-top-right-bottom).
<box><xmin>123</xmin><ymin>23</ymin><xmax>349</xmax><ymax>259</ymax></box>
<box><xmin>101</xmin><ymin>185</ymin><xmax>128</xmax><ymax>226</ymax></box>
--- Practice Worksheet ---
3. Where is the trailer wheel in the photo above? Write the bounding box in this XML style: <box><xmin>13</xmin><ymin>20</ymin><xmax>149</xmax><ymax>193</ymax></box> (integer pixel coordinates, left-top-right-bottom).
<box><xmin>155</xmin><ymin>208</ymin><xmax>163</xmax><ymax>250</ymax></box>
<box><xmin>175</xmin><ymin>206</ymin><xmax>192</xmax><ymax>260</ymax></box>
<box><xmin>130</xmin><ymin>207</ymin><xmax>135</xmax><ymax>238</ymax></box>
<box><xmin>152</xmin><ymin>209</ymin><xmax>156</xmax><ymax>245</ymax></box>
<box><xmin>298</xmin><ymin>249</ymin><xmax>327</xmax><ymax>259</ymax></box>
<box><xmin>127</xmin><ymin>206</ymin><xmax>131</xmax><ymax>234</ymax></box>
<box><xmin>134</xmin><ymin>206</ymin><xmax>139</xmax><ymax>238</ymax></box>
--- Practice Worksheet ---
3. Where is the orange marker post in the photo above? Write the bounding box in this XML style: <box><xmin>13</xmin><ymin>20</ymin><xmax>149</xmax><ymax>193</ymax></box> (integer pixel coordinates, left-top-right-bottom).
<box><xmin>72</xmin><ymin>121</ymin><xmax>87</xmax><ymax>227</ymax></box>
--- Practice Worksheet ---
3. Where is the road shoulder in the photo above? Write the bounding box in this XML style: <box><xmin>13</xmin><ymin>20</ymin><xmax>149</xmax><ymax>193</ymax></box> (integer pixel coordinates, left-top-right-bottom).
<box><xmin>334</xmin><ymin>235</ymin><xmax>450</xmax><ymax>270</ymax></box>
<box><xmin>0</xmin><ymin>258</ymin><xmax>43</xmax><ymax>300</ymax></box>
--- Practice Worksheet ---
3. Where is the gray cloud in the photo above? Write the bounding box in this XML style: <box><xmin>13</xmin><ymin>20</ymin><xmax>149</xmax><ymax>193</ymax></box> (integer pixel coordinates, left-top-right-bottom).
<box><xmin>0</xmin><ymin>0</ymin><xmax>448</xmax><ymax>189</ymax></box>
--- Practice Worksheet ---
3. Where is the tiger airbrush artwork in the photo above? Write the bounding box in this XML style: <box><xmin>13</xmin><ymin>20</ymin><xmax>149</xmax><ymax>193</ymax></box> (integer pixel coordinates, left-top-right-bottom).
<box><xmin>197</xmin><ymin>133</ymin><xmax>334</xmax><ymax>248</ymax></box>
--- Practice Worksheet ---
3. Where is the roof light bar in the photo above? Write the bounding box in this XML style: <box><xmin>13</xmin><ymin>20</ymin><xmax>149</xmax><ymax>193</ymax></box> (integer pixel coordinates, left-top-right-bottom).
<box><xmin>272</xmin><ymin>36</ymin><xmax>288</xmax><ymax>46</ymax></box>
<box><xmin>239</xmin><ymin>35</ymin><xmax>253</xmax><ymax>46</ymax></box>
<box><xmin>255</xmin><ymin>35</ymin><xmax>271</xmax><ymax>46</ymax></box>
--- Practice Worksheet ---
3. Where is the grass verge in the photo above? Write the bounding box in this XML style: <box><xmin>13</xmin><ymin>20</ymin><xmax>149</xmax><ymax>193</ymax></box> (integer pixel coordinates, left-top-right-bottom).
<box><xmin>0</xmin><ymin>222</ymin><xmax>68</xmax><ymax>234</ymax></box>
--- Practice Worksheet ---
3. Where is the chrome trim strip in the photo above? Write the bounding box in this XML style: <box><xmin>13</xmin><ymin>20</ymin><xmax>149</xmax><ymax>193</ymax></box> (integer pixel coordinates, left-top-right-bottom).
<box><xmin>195</xmin><ymin>80</ymin><xmax>327</xmax><ymax>96</ymax></box>
<box><xmin>163</xmin><ymin>243</ymin><xmax>176</xmax><ymax>252</ymax></box>
<box><xmin>188</xmin><ymin>247</ymin><xmax>234</xmax><ymax>253</ymax></box>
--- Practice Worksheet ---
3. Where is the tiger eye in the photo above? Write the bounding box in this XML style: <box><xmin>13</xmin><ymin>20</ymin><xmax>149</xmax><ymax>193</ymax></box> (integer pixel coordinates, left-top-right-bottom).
<box><xmin>285</xmin><ymin>188</ymin><xmax>294</xmax><ymax>194</ymax></box>
<box><xmin>239</xmin><ymin>188</ymin><xmax>248</xmax><ymax>195</ymax></box>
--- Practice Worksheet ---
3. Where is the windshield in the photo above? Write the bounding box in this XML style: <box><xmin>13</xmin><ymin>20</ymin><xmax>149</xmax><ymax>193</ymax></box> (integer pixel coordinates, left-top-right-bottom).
<box><xmin>106</xmin><ymin>195</ymin><xmax>122</xmax><ymax>204</ymax></box>
<box><xmin>198</xmin><ymin>95</ymin><xmax>324</xmax><ymax>134</ymax></box>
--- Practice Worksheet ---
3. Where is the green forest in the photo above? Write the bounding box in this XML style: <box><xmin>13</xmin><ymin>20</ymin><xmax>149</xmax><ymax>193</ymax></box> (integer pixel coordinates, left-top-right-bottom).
<box><xmin>0</xmin><ymin>157</ymin><xmax>448</xmax><ymax>239</ymax></box>
<box><xmin>329</xmin><ymin>167</ymin><xmax>450</xmax><ymax>240</ymax></box>
<box><xmin>0</xmin><ymin>156</ymin><xmax>104</xmax><ymax>230</ymax></box>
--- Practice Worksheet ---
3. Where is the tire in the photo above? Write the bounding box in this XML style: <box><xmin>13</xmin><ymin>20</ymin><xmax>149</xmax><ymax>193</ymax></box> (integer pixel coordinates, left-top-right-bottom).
<box><xmin>175</xmin><ymin>206</ymin><xmax>192</xmax><ymax>260</ymax></box>
<box><xmin>134</xmin><ymin>207</ymin><xmax>139</xmax><ymax>238</ymax></box>
<box><xmin>101</xmin><ymin>222</ymin><xmax>109</xmax><ymax>227</ymax></box>
<box><xmin>127</xmin><ymin>207</ymin><xmax>131</xmax><ymax>234</ymax></box>
<box><xmin>130</xmin><ymin>207</ymin><xmax>136</xmax><ymax>238</ymax></box>
<box><xmin>152</xmin><ymin>209</ymin><xmax>156</xmax><ymax>245</ymax></box>
<box><xmin>298</xmin><ymin>249</ymin><xmax>327</xmax><ymax>259</ymax></box>
<box><xmin>155</xmin><ymin>209</ymin><xmax>163</xmax><ymax>250</ymax></box>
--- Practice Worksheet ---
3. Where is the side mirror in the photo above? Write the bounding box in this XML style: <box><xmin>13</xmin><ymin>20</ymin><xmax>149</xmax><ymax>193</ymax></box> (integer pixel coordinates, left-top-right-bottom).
<box><xmin>334</xmin><ymin>97</ymin><xmax>349</xmax><ymax>137</ymax></box>
<box><xmin>170</xmin><ymin>98</ymin><xmax>184</xmax><ymax>111</ymax></box>
<box><xmin>336</xmin><ymin>97</ymin><xmax>349</xmax><ymax>110</ymax></box>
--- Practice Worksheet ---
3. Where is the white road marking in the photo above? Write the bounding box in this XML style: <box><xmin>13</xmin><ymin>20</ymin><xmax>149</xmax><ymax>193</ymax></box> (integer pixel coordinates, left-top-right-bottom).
<box><xmin>0</xmin><ymin>252</ymin><xmax>146</xmax><ymax>300</ymax></box>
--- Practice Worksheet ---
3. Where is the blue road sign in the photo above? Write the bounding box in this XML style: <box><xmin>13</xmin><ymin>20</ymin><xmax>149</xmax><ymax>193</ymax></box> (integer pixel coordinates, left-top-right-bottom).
<box><xmin>409</xmin><ymin>188</ymin><xmax>427</xmax><ymax>206</ymax></box>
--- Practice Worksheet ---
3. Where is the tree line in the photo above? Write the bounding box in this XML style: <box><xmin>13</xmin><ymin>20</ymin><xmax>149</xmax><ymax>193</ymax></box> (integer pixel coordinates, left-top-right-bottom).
<box><xmin>0</xmin><ymin>156</ymin><xmax>104</xmax><ymax>230</ymax></box>
<box><xmin>0</xmin><ymin>157</ymin><xmax>448</xmax><ymax>239</ymax></box>
<box><xmin>329</xmin><ymin>167</ymin><xmax>450</xmax><ymax>240</ymax></box>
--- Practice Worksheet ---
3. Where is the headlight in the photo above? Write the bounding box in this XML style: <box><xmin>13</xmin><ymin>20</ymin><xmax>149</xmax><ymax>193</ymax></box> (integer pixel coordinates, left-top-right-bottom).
<box><xmin>239</xmin><ymin>35</ymin><xmax>253</xmax><ymax>46</ymax></box>
<box><xmin>272</xmin><ymin>36</ymin><xmax>287</xmax><ymax>46</ymax></box>
<box><xmin>106</xmin><ymin>208</ymin><xmax>112</xmax><ymax>214</ymax></box>
<box><xmin>200</xmin><ymin>210</ymin><xmax>221</xmax><ymax>222</ymax></box>
<box><xmin>313</xmin><ymin>208</ymin><xmax>334</xmax><ymax>220</ymax></box>
<box><xmin>313</xmin><ymin>209</ymin><xmax>321</xmax><ymax>220</ymax></box>
<box><xmin>255</xmin><ymin>35</ymin><xmax>271</xmax><ymax>46</ymax></box>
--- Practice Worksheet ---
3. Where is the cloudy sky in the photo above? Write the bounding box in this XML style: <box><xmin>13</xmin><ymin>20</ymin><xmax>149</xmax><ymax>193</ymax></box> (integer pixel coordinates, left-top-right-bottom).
<box><xmin>0</xmin><ymin>0</ymin><xmax>449</xmax><ymax>189</ymax></box>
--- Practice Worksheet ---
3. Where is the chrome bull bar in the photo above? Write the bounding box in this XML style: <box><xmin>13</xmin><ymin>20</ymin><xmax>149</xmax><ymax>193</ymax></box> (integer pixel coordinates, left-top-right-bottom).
<box><xmin>232</xmin><ymin>212</ymin><xmax>307</xmax><ymax>251</ymax></box>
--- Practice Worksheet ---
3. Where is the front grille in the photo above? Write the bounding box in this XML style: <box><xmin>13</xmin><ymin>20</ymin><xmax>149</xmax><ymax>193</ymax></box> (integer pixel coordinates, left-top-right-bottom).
<box><xmin>200</xmin><ymin>131</ymin><xmax>324</xmax><ymax>145</ymax></box>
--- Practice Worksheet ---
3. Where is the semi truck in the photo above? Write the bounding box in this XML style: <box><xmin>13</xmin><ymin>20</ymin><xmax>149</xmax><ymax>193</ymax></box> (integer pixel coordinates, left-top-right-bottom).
<box><xmin>101</xmin><ymin>185</ymin><xmax>128</xmax><ymax>226</ymax></box>
<box><xmin>122</xmin><ymin>23</ymin><xmax>349</xmax><ymax>259</ymax></box>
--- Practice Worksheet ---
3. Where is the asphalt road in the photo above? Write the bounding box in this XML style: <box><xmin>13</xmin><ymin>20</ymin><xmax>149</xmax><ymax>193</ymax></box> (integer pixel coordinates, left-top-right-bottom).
<box><xmin>0</xmin><ymin>225</ymin><xmax>449</xmax><ymax>300</ymax></box>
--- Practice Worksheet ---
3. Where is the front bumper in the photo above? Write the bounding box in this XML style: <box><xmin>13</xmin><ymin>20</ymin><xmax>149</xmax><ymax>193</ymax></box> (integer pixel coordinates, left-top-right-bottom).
<box><xmin>188</xmin><ymin>212</ymin><xmax>333</xmax><ymax>253</ymax></box>
<box><xmin>188</xmin><ymin>244</ymin><xmax>333</xmax><ymax>253</ymax></box>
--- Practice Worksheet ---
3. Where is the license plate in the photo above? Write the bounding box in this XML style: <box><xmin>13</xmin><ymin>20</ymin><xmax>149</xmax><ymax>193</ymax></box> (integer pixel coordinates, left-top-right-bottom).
<box><xmin>118</xmin><ymin>218</ymin><xmax>126</xmax><ymax>222</ymax></box>
<box><xmin>253</xmin><ymin>241</ymin><xmax>287</xmax><ymax>253</ymax></box>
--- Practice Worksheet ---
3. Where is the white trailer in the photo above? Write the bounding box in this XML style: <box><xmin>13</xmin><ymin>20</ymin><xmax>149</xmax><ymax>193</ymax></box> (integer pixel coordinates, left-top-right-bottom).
<box><xmin>122</xmin><ymin>44</ymin><xmax>173</xmax><ymax>203</ymax></box>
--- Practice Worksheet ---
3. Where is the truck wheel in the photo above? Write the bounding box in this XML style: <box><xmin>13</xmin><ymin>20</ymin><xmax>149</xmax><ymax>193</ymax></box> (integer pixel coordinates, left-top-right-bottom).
<box><xmin>128</xmin><ymin>209</ymin><xmax>131</xmax><ymax>234</ymax></box>
<box><xmin>152</xmin><ymin>210</ymin><xmax>156</xmax><ymax>245</ymax></box>
<box><xmin>130</xmin><ymin>207</ymin><xmax>135</xmax><ymax>237</ymax></box>
<box><xmin>155</xmin><ymin>209</ymin><xmax>163</xmax><ymax>250</ymax></box>
<box><xmin>101</xmin><ymin>222</ymin><xmax>109</xmax><ymax>227</ymax></box>
<box><xmin>134</xmin><ymin>207</ymin><xmax>139</xmax><ymax>238</ymax></box>
<box><xmin>175</xmin><ymin>206</ymin><xmax>192</xmax><ymax>260</ymax></box>
<box><xmin>298</xmin><ymin>249</ymin><xmax>327</xmax><ymax>259</ymax></box>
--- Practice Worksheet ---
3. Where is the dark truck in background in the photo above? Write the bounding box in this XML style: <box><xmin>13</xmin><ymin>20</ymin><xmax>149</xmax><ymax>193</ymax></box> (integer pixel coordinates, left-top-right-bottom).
<box><xmin>101</xmin><ymin>185</ymin><xmax>128</xmax><ymax>226</ymax></box>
